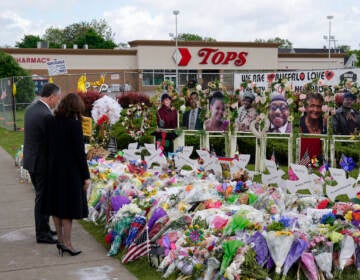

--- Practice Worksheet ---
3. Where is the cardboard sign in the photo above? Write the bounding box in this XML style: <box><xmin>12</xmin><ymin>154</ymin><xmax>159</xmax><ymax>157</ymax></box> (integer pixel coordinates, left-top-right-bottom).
<box><xmin>281</xmin><ymin>164</ymin><xmax>323</xmax><ymax>195</ymax></box>
<box><xmin>81</xmin><ymin>116</ymin><xmax>92</xmax><ymax>137</ymax></box>
<box><xmin>262</xmin><ymin>160</ymin><xmax>285</xmax><ymax>186</ymax></box>
<box><xmin>325</xmin><ymin>168</ymin><xmax>359</xmax><ymax>201</ymax></box>
<box><xmin>47</xmin><ymin>59</ymin><xmax>67</xmax><ymax>76</ymax></box>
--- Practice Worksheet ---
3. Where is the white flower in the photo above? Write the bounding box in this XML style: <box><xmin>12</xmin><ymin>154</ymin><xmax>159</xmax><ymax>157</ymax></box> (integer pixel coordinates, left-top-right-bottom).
<box><xmin>196</xmin><ymin>84</ymin><xmax>202</xmax><ymax>91</ymax></box>
<box><xmin>287</xmin><ymin>98</ymin><xmax>293</xmax><ymax>105</ymax></box>
<box><xmin>91</xmin><ymin>96</ymin><xmax>122</xmax><ymax>125</ymax></box>
<box><xmin>180</xmin><ymin>104</ymin><xmax>186</xmax><ymax>113</ymax></box>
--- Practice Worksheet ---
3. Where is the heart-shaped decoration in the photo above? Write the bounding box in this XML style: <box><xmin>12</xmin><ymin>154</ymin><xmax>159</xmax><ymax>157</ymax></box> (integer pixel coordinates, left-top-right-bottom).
<box><xmin>325</xmin><ymin>70</ymin><xmax>335</xmax><ymax>81</ymax></box>
<box><xmin>249</xmin><ymin>117</ymin><xmax>270</xmax><ymax>138</ymax></box>
<box><xmin>267</xmin><ymin>73</ymin><xmax>275</xmax><ymax>83</ymax></box>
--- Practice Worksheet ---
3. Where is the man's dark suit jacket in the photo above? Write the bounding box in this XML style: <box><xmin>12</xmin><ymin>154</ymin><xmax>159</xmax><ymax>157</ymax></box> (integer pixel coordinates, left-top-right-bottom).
<box><xmin>23</xmin><ymin>100</ymin><xmax>53</xmax><ymax>174</ymax></box>
<box><xmin>182</xmin><ymin>108</ymin><xmax>203</xmax><ymax>130</ymax></box>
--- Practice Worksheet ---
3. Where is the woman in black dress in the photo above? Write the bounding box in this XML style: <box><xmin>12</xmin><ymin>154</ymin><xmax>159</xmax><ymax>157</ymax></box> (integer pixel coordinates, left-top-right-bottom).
<box><xmin>43</xmin><ymin>93</ymin><xmax>90</xmax><ymax>256</ymax></box>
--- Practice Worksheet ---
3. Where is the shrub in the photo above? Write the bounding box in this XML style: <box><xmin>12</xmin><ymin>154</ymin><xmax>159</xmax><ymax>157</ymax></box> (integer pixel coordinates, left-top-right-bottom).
<box><xmin>116</xmin><ymin>91</ymin><xmax>152</xmax><ymax>108</ymax></box>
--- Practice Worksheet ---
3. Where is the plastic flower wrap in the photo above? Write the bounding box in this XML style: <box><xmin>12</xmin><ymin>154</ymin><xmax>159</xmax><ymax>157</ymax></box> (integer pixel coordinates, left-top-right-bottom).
<box><xmin>301</xmin><ymin>252</ymin><xmax>318</xmax><ymax>280</ymax></box>
<box><xmin>111</xmin><ymin>195</ymin><xmax>131</xmax><ymax>212</ymax></box>
<box><xmin>225</xmin><ymin>245</ymin><xmax>247</xmax><ymax>280</ymax></box>
<box><xmin>314</xmin><ymin>241</ymin><xmax>333</xmax><ymax>279</ymax></box>
<box><xmin>125</xmin><ymin>215</ymin><xmax>146</xmax><ymax>247</ymax></box>
<box><xmin>223</xmin><ymin>214</ymin><xmax>250</xmax><ymax>236</ymax></box>
<box><xmin>107</xmin><ymin>215</ymin><xmax>132</xmax><ymax>256</ymax></box>
<box><xmin>203</xmin><ymin>257</ymin><xmax>220</xmax><ymax>280</ymax></box>
<box><xmin>148</xmin><ymin>207</ymin><xmax>167</xmax><ymax>232</ymax></box>
<box><xmin>282</xmin><ymin>237</ymin><xmax>308</xmax><ymax>277</ymax></box>
<box><xmin>264</xmin><ymin>231</ymin><xmax>294</xmax><ymax>274</ymax></box>
<box><xmin>91</xmin><ymin>95</ymin><xmax>122</xmax><ymax>125</ymax></box>
<box><xmin>247</xmin><ymin>231</ymin><xmax>270</xmax><ymax>267</ymax></box>
<box><xmin>338</xmin><ymin>234</ymin><xmax>355</xmax><ymax>270</ymax></box>
<box><xmin>220</xmin><ymin>240</ymin><xmax>244</xmax><ymax>274</ymax></box>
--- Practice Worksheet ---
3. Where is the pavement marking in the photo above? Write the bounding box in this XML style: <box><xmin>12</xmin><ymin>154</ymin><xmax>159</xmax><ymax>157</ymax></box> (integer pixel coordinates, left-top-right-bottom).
<box><xmin>72</xmin><ymin>265</ymin><xmax>115</xmax><ymax>280</ymax></box>
<box><xmin>0</xmin><ymin>229</ymin><xmax>29</xmax><ymax>241</ymax></box>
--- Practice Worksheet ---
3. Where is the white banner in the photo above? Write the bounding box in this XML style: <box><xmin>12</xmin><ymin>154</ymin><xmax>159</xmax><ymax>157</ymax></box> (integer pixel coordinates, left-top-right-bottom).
<box><xmin>234</xmin><ymin>68</ymin><xmax>360</xmax><ymax>93</ymax></box>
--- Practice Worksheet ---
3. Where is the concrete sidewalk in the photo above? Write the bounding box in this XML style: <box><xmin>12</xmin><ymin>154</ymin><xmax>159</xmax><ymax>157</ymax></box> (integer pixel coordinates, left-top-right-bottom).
<box><xmin>0</xmin><ymin>147</ymin><xmax>137</xmax><ymax>280</ymax></box>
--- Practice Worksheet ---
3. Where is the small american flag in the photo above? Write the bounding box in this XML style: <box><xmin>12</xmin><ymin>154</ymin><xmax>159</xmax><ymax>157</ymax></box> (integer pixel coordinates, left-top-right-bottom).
<box><xmin>122</xmin><ymin>226</ymin><xmax>150</xmax><ymax>264</ymax></box>
<box><xmin>298</xmin><ymin>150</ymin><xmax>310</xmax><ymax>166</ymax></box>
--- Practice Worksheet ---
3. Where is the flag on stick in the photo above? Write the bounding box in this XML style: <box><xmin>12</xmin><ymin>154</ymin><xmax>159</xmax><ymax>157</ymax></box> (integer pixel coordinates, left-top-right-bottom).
<box><xmin>298</xmin><ymin>150</ymin><xmax>310</xmax><ymax>166</ymax></box>
<box><xmin>122</xmin><ymin>226</ymin><xmax>150</xmax><ymax>264</ymax></box>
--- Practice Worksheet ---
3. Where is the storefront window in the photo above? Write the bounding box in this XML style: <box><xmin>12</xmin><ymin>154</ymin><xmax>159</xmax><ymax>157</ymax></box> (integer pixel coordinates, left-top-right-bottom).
<box><xmin>142</xmin><ymin>69</ymin><xmax>198</xmax><ymax>86</ymax></box>
<box><xmin>142</xmin><ymin>70</ymin><xmax>153</xmax><ymax>85</ymax></box>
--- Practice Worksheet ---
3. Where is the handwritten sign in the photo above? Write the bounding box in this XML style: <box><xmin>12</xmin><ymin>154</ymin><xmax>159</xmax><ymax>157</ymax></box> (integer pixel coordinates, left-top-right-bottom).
<box><xmin>262</xmin><ymin>160</ymin><xmax>285</xmax><ymax>186</ymax></box>
<box><xmin>325</xmin><ymin>168</ymin><xmax>359</xmax><ymax>201</ymax></box>
<box><xmin>281</xmin><ymin>164</ymin><xmax>323</xmax><ymax>195</ymax></box>
<box><xmin>47</xmin><ymin>59</ymin><xmax>67</xmax><ymax>76</ymax></box>
<box><xmin>81</xmin><ymin>116</ymin><xmax>92</xmax><ymax>137</ymax></box>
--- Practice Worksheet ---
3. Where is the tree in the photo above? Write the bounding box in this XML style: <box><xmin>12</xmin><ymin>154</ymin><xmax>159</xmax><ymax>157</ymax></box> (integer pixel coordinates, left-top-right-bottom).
<box><xmin>17</xmin><ymin>19</ymin><xmax>117</xmax><ymax>49</ymax></box>
<box><xmin>15</xmin><ymin>35</ymin><xmax>41</xmax><ymax>48</ymax></box>
<box><xmin>348</xmin><ymin>50</ymin><xmax>360</xmax><ymax>67</ymax></box>
<box><xmin>42</xmin><ymin>27</ymin><xmax>65</xmax><ymax>48</ymax></box>
<box><xmin>177</xmin><ymin>33</ymin><xmax>216</xmax><ymax>41</ymax></box>
<box><xmin>255</xmin><ymin>37</ymin><xmax>293</xmax><ymax>49</ymax></box>
<box><xmin>73</xmin><ymin>28</ymin><xmax>116</xmax><ymax>49</ymax></box>
<box><xmin>62</xmin><ymin>19</ymin><xmax>116</xmax><ymax>48</ymax></box>
<box><xmin>0</xmin><ymin>51</ymin><xmax>35</xmax><ymax>105</ymax></box>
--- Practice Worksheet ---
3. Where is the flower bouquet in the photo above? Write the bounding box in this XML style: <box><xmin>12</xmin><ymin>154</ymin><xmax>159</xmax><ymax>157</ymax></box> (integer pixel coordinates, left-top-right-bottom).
<box><xmin>264</xmin><ymin>231</ymin><xmax>295</xmax><ymax>274</ymax></box>
<box><xmin>312</xmin><ymin>238</ymin><xmax>333</xmax><ymax>279</ymax></box>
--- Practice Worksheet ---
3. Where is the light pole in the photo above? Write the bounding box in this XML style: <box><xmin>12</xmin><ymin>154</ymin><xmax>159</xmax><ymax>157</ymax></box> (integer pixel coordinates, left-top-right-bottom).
<box><xmin>326</xmin><ymin>15</ymin><xmax>333</xmax><ymax>65</ymax></box>
<box><xmin>173</xmin><ymin>10</ymin><xmax>180</xmax><ymax>91</ymax></box>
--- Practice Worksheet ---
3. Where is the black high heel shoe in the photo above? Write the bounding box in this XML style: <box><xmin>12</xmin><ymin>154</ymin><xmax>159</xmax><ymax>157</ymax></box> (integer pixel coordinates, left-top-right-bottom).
<box><xmin>58</xmin><ymin>244</ymin><xmax>82</xmax><ymax>256</ymax></box>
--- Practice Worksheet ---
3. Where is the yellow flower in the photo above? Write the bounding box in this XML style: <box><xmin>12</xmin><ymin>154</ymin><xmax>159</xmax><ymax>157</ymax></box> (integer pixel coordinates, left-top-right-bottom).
<box><xmin>275</xmin><ymin>231</ymin><xmax>292</xmax><ymax>236</ymax></box>
<box><xmin>345</xmin><ymin>211</ymin><xmax>353</xmax><ymax>221</ymax></box>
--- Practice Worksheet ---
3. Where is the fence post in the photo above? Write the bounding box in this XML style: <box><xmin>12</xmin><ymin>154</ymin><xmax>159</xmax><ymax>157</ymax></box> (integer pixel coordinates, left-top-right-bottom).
<box><xmin>11</xmin><ymin>77</ymin><xmax>17</xmax><ymax>131</ymax></box>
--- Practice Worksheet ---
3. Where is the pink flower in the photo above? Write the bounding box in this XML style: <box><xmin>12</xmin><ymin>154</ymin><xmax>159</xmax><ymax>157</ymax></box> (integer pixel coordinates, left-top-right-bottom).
<box><xmin>299</xmin><ymin>106</ymin><xmax>306</xmax><ymax>112</ymax></box>
<box><xmin>300</xmin><ymin>94</ymin><xmax>307</xmax><ymax>100</ymax></box>
<box><xmin>255</xmin><ymin>96</ymin><xmax>261</xmax><ymax>104</ymax></box>
<box><xmin>322</xmin><ymin>105</ymin><xmax>329</xmax><ymax>112</ymax></box>
<box><xmin>324</xmin><ymin>95</ymin><xmax>332</xmax><ymax>102</ymax></box>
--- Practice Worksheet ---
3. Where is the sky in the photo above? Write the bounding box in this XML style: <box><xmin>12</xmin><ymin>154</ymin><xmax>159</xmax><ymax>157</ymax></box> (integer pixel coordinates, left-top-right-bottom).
<box><xmin>1</xmin><ymin>0</ymin><xmax>360</xmax><ymax>50</ymax></box>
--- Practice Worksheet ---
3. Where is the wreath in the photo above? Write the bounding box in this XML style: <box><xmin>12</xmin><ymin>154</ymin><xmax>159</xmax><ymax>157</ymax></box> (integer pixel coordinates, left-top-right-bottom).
<box><xmin>120</xmin><ymin>102</ymin><xmax>153</xmax><ymax>139</ymax></box>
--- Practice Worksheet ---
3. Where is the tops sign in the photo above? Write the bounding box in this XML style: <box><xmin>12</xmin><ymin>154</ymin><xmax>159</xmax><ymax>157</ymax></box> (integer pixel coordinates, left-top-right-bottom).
<box><xmin>177</xmin><ymin>47</ymin><xmax>248</xmax><ymax>67</ymax></box>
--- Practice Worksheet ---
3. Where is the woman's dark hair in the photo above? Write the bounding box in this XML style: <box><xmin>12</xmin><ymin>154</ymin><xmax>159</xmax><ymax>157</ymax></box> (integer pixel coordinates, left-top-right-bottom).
<box><xmin>306</xmin><ymin>92</ymin><xmax>324</xmax><ymax>105</ymax></box>
<box><xmin>209</xmin><ymin>91</ymin><xmax>224</xmax><ymax>106</ymax></box>
<box><xmin>55</xmin><ymin>93</ymin><xmax>85</xmax><ymax>120</ymax></box>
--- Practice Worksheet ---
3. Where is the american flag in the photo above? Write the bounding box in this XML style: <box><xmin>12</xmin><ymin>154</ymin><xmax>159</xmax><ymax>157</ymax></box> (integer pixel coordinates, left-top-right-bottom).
<box><xmin>122</xmin><ymin>226</ymin><xmax>150</xmax><ymax>264</ymax></box>
<box><xmin>298</xmin><ymin>150</ymin><xmax>310</xmax><ymax>166</ymax></box>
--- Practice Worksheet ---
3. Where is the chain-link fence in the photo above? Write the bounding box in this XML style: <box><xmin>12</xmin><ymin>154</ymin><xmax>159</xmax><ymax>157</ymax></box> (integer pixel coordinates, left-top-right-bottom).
<box><xmin>0</xmin><ymin>77</ymin><xmax>15</xmax><ymax>131</ymax></box>
<box><xmin>0</xmin><ymin>71</ymin><xmax>236</xmax><ymax>131</ymax></box>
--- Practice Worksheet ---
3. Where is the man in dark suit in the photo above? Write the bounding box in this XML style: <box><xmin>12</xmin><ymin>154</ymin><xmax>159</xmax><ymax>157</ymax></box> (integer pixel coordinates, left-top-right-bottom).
<box><xmin>182</xmin><ymin>92</ymin><xmax>203</xmax><ymax>130</ymax></box>
<box><xmin>23</xmin><ymin>83</ymin><xmax>62</xmax><ymax>244</ymax></box>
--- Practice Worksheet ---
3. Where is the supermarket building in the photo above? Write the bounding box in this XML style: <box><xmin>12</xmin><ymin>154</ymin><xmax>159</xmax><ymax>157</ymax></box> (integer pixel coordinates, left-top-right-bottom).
<box><xmin>1</xmin><ymin>40</ymin><xmax>348</xmax><ymax>93</ymax></box>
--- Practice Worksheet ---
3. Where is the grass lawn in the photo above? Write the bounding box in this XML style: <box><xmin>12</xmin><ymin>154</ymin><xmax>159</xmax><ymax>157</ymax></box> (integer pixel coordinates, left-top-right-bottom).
<box><xmin>0</xmin><ymin>127</ymin><xmax>23</xmax><ymax>157</ymax></box>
